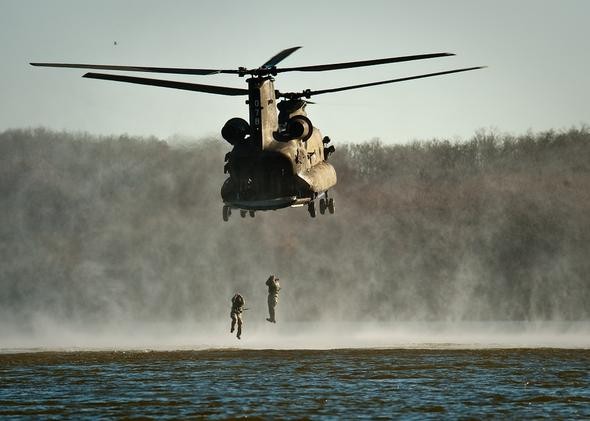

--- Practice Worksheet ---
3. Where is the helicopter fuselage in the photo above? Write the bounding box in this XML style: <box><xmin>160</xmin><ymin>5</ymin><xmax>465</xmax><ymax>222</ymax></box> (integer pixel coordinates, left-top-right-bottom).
<box><xmin>221</xmin><ymin>77</ymin><xmax>337</xmax><ymax>215</ymax></box>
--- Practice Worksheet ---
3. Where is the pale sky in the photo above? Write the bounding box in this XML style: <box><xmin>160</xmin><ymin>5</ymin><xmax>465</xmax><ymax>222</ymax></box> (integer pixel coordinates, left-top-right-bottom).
<box><xmin>1</xmin><ymin>0</ymin><xmax>588</xmax><ymax>144</ymax></box>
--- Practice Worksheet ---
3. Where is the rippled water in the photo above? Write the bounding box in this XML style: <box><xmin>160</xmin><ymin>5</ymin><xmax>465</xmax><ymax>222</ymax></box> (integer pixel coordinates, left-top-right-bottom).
<box><xmin>1</xmin><ymin>348</ymin><xmax>588</xmax><ymax>418</ymax></box>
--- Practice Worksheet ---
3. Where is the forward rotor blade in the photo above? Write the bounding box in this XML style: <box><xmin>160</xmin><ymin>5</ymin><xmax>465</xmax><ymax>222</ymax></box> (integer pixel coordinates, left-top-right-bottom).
<box><xmin>83</xmin><ymin>73</ymin><xmax>248</xmax><ymax>96</ymax></box>
<box><xmin>300</xmin><ymin>66</ymin><xmax>486</xmax><ymax>97</ymax></box>
<box><xmin>31</xmin><ymin>62</ymin><xmax>239</xmax><ymax>75</ymax></box>
<box><xmin>262</xmin><ymin>46</ymin><xmax>302</xmax><ymax>68</ymax></box>
<box><xmin>276</xmin><ymin>52</ymin><xmax>455</xmax><ymax>73</ymax></box>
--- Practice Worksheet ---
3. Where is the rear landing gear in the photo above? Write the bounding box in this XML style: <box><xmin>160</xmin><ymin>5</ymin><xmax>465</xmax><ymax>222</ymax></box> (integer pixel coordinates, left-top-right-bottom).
<box><xmin>310</xmin><ymin>193</ymin><xmax>335</xmax><ymax>218</ymax></box>
<box><xmin>225</xmin><ymin>207</ymin><xmax>255</xmax><ymax>221</ymax></box>
<box><xmin>308</xmin><ymin>201</ymin><xmax>316</xmax><ymax>218</ymax></box>
<box><xmin>222</xmin><ymin>205</ymin><xmax>232</xmax><ymax>221</ymax></box>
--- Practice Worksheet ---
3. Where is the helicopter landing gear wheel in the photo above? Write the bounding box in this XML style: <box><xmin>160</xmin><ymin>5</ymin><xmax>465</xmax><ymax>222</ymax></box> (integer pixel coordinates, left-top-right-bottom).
<box><xmin>223</xmin><ymin>205</ymin><xmax>231</xmax><ymax>222</ymax></box>
<box><xmin>308</xmin><ymin>201</ymin><xmax>316</xmax><ymax>218</ymax></box>
<box><xmin>327</xmin><ymin>198</ymin><xmax>335</xmax><ymax>214</ymax></box>
<box><xmin>249</xmin><ymin>210</ymin><xmax>255</xmax><ymax>218</ymax></box>
<box><xmin>319</xmin><ymin>198</ymin><xmax>326</xmax><ymax>215</ymax></box>
<box><xmin>240</xmin><ymin>210</ymin><xmax>247</xmax><ymax>218</ymax></box>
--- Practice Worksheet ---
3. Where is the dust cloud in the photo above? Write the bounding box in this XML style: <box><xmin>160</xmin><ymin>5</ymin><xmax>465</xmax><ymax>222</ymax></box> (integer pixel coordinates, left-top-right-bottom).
<box><xmin>1</xmin><ymin>127</ymin><xmax>589</xmax><ymax>350</ymax></box>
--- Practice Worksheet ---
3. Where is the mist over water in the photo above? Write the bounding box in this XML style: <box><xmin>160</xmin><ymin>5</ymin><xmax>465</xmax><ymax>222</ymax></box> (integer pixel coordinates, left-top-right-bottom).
<box><xmin>2</xmin><ymin>321</ymin><xmax>589</xmax><ymax>352</ymax></box>
<box><xmin>1</xmin><ymin>127</ymin><xmax>589</xmax><ymax>350</ymax></box>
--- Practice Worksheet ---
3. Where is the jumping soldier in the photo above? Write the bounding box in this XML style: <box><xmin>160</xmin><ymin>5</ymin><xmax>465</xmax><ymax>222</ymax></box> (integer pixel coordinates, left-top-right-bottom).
<box><xmin>230</xmin><ymin>292</ymin><xmax>245</xmax><ymax>339</ymax></box>
<box><xmin>265</xmin><ymin>275</ymin><xmax>281</xmax><ymax>323</ymax></box>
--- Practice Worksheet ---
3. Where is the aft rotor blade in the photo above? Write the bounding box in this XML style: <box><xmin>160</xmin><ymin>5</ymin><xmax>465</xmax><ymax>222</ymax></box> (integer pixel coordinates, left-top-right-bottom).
<box><xmin>276</xmin><ymin>52</ymin><xmax>455</xmax><ymax>73</ymax></box>
<box><xmin>303</xmin><ymin>66</ymin><xmax>486</xmax><ymax>97</ymax></box>
<box><xmin>83</xmin><ymin>73</ymin><xmax>248</xmax><ymax>96</ymax></box>
<box><xmin>262</xmin><ymin>46</ymin><xmax>302</xmax><ymax>68</ymax></box>
<box><xmin>31</xmin><ymin>62</ymin><xmax>239</xmax><ymax>75</ymax></box>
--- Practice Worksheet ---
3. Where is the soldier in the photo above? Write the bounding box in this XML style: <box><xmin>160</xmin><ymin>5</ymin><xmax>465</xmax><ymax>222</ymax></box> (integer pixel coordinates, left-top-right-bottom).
<box><xmin>230</xmin><ymin>292</ymin><xmax>245</xmax><ymax>339</ymax></box>
<box><xmin>265</xmin><ymin>275</ymin><xmax>281</xmax><ymax>323</ymax></box>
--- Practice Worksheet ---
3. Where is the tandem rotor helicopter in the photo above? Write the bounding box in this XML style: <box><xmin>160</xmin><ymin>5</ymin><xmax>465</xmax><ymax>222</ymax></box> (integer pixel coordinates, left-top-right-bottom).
<box><xmin>31</xmin><ymin>47</ymin><xmax>484</xmax><ymax>221</ymax></box>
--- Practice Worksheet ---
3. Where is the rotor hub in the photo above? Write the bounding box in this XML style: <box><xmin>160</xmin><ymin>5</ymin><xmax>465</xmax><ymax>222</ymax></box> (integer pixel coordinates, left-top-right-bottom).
<box><xmin>239</xmin><ymin>66</ymin><xmax>278</xmax><ymax>78</ymax></box>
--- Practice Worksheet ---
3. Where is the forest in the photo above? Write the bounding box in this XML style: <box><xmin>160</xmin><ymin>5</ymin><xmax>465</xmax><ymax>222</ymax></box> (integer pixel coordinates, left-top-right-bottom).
<box><xmin>1</xmin><ymin>127</ymin><xmax>588</xmax><ymax>329</ymax></box>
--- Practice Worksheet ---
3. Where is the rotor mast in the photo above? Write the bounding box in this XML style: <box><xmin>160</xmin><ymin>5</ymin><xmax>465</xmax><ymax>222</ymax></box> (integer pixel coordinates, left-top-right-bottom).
<box><xmin>246</xmin><ymin>77</ymin><xmax>278</xmax><ymax>151</ymax></box>
<box><xmin>239</xmin><ymin>48</ymin><xmax>301</xmax><ymax>151</ymax></box>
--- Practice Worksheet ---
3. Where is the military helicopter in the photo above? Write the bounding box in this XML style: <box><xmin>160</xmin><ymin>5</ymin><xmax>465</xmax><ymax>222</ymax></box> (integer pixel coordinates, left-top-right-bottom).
<box><xmin>31</xmin><ymin>47</ymin><xmax>484</xmax><ymax>220</ymax></box>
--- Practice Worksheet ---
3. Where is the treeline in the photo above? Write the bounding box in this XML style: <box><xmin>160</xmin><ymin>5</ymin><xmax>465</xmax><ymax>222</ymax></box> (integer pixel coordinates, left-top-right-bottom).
<box><xmin>0</xmin><ymin>127</ymin><xmax>588</xmax><ymax>327</ymax></box>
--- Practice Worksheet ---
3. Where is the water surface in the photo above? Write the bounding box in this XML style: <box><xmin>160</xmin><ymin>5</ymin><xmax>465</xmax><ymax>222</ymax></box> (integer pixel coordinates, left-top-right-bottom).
<box><xmin>1</xmin><ymin>348</ymin><xmax>588</xmax><ymax>418</ymax></box>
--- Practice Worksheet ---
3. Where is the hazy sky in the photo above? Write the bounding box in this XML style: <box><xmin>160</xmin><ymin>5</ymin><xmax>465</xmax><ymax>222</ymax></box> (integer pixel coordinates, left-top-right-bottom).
<box><xmin>1</xmin><ymin>0</ymin><xmax>588</xmax><ymax>144</ymax></box>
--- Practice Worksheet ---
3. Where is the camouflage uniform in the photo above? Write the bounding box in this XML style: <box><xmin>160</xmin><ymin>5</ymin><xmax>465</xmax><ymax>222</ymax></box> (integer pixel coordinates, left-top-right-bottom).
<box><xmin>265</xmin><ymin>275</ymin><xmax>281</xmax><ymax>323</ymax></box>
<box><xmin>230</xmin><ymin>293</ymin><xmax>245</xmax><ymax>339</ymax></box>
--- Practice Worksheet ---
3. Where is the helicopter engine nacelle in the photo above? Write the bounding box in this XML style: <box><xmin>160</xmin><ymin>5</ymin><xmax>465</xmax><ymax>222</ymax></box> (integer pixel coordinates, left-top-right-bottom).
<box><xmin>287</xmin><ymin>115</ymin><xmax>313</xmax><ymax>141</ymax></box>
<box><xmin>222</xmin><ymin>117</ymin><xmax>250</xmax><ymax>145</ymax></box>
<box><xmin>275</xmin><ymin>115</ymin><xmax>313</xmax><ymax>142</ymax></box>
